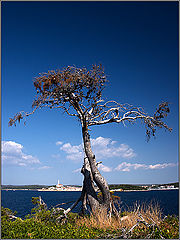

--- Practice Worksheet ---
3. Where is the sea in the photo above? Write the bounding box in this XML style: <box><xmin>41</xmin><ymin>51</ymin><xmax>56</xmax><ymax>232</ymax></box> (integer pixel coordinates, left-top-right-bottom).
<box><xmin>1</xmin><ymin>189</ymin><xmax>179</xmax><ymax>219</ymax></box>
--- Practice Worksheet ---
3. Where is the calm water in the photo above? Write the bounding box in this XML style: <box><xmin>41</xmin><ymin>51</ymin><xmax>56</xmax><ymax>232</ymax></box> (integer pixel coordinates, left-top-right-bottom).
<box><xmin>1</xmin><ymin>189</ymin><xmax>179</xmax><ymax>218</ymax></box>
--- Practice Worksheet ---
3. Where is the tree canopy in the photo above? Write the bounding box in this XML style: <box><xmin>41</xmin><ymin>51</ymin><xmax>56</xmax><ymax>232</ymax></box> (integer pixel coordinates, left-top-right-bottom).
<box><xmin>9</xmin><ymin>64</ymin><xmax>172</xmax><ymax>141</ymax></box>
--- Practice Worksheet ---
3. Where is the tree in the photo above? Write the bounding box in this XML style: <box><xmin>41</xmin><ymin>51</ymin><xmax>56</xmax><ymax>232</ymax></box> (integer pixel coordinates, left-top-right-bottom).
<box><xmin>9</xmin><ymin>64</ymin><xmax>172</xmax><ymax>215</ymax></box>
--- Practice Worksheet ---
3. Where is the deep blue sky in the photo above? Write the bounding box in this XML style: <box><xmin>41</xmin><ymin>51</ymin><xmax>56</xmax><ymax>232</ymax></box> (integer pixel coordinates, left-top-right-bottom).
<box><xmin>2</xmin><ymin>1</ymin><xmax>179</xmax><ymax>185</ymax></box>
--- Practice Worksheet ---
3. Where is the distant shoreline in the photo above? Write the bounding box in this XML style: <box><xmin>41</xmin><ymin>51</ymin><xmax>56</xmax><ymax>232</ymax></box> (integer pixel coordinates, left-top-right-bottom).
<box><xmin>122</xmin><ymin>188</ymin><xmax>179</xmax><ymax>192</ymax></box>
<box><xmin>2</xmin><ymin>188</ymin><xmax>179</xmax><ymax>192</ymax></box>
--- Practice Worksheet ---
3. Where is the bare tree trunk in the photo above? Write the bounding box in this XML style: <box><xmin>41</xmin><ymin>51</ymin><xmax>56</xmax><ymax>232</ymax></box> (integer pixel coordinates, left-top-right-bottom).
<box><xmin>82</xmin><ymin>120</ymin><xmax>111</xmax><ymax>211</ymax></box>
<box><xmin>81</xmin><ymin>156</ymin><xmax>100</xmax><ymax>211</ymax></box>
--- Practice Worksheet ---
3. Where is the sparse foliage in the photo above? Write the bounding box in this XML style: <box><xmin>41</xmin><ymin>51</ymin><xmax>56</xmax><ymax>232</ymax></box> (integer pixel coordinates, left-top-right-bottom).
<box><xmin>9</xmin><ymin>64</ymin><xmax>171</xmax><ymax>139</ymax></box>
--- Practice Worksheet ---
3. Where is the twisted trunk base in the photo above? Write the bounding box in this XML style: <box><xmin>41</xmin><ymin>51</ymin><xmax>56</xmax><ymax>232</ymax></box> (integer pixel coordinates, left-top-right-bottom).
<box><xmin>82</xmin><ymin>124</ymin><xmax>111</xmax><ymax>209</ymax></box>
<box><xmin>80</xmin><ymin>157</ymin><xmax>119</xmax><ymax>218</ymax></box>
<box><xmin>80</xmin><ymin>157</ymin><xmax>100</xmax><ymax>212</ymax></box>
<box><xmin>64</xmin><ymin>160</ymin><xmax>119</xmax><ymax>219</ymax></box>
<box><xmin>66</xmin><ymin>120</ymin><xmax>115</xmax><ymax>216</ymax></box>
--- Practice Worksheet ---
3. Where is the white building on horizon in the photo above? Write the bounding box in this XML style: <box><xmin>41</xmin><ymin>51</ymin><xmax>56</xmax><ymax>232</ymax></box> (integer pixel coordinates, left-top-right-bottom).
<box><xmin>56</xmin><ymin>179</ymin><xmax>63</xmax><ymax>190</ymax></box>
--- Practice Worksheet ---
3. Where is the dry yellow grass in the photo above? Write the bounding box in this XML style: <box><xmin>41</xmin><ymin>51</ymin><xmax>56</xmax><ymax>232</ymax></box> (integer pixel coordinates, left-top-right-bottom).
<box><xmin>76</xmin><ymin>202</ymin><xmax>162</xmax><ymax>231</ymax></box>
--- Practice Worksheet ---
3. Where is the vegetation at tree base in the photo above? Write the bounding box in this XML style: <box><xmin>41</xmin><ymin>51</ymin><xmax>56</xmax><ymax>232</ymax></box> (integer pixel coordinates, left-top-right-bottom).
<box><xmin>1</xmin><ymin>197</ymin><xmax>179</xmax><ymax>239</ymax></box>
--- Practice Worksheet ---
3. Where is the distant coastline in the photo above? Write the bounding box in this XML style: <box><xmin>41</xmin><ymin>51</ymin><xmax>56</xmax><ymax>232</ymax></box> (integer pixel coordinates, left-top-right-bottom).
<box><xmin>2</xmin><ymin>187</ymin><xmax>179</xmax><ymax>192</ymax></box>
<box><xmin>2</xmin><ymin>182</ymin><xmax>179</xmax><ymax>192</ymax></box>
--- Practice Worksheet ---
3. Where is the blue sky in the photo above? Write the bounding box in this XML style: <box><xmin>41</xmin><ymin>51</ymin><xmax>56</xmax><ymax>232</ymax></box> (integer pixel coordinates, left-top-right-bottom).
<box><xmin>2</xmin><ymin>1</ymin><xmax>179</xmax><ymax>185</ymax></box>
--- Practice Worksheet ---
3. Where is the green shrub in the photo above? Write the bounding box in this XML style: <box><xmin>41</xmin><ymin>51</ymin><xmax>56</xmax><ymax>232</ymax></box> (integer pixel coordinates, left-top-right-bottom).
<box><xmin>159</xmin><ymin>215</ymin><xmax>179</xmax><ymax>239</ymax></box>
<box><xmin>130</xmin><ymin>215</ymin><xmax>179</xmax><ymax>239</ymax></box>
<box><xmin>1</xmin><ymin>212</ymin><xmax>179</xmax><ymax>239</ymax></box>
<box><xmin>1</xmin><ymin>216</ymin><xmax>106</xmax><ymax>239</ymax></box>
<box><xmin>1</xmin><ymin>198</ymin><xmax>179</xmax><ymax>239</ymax></box>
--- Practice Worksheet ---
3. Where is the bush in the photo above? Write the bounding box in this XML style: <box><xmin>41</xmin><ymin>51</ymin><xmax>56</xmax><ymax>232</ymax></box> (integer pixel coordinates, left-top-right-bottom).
<box><xmin>159</xmin><ymin>215</ymin><xmax>179</xmax><ymax>239</ymax></box>
<box><xmin>1</xmin><ymin>198</ymin><xmax>179</xmax><ymax>239</ymax></box>
<box><xmin>1</xmin><ymin>216</ymin><xmax>105</xmax><ymax>239</ymax></box>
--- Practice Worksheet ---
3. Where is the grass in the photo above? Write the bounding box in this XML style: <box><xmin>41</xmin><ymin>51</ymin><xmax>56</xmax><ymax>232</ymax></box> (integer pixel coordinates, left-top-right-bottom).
<box><xmin>74</xmin><ymin>202</ymin><xmax>164</xmax><ymax>238</ymax></box>
<box><xmin>1</xmin><ymin>200</ymin><xmax>179</xmax><ymax>239</ymax></box>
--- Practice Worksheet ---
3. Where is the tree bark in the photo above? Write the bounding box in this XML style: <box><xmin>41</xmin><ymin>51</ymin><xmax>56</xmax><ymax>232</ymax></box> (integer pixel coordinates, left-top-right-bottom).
<box><xmin>81</xmin><ymin>156</ymin><xmax>100</xmax><ymax>211</ymax></box>
<box><xmin>82</xmin><ymin>119</ymin><xmax>111</xmax><ymax>211</ymax></box>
